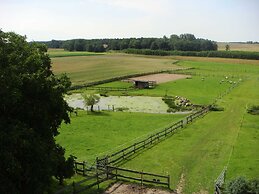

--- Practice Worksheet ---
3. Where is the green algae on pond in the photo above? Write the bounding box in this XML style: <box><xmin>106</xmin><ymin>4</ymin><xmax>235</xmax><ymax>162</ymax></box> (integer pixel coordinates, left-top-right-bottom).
<box><xmin>65</xmin><ymin>94</ymin><xmax>191</xmax><ymax>114</ymax></box>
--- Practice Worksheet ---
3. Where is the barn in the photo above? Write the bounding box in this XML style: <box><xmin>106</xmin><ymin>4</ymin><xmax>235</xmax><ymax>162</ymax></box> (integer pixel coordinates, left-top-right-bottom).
<box><xmin>133</xmin><ymin>80</ymin><xmax>156</xmax><ymax>89</ymax></box>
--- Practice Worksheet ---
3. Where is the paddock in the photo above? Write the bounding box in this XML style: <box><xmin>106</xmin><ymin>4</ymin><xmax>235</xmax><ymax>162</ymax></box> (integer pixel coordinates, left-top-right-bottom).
<box><xmin>128</xmin><ymin>73</ymin><xmax>191</xmax><ymax>84</ymax></box>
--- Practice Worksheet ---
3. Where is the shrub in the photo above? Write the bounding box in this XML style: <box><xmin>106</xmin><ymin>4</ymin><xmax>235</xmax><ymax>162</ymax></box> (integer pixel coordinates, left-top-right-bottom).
<box><xmin>226</xmin><ymin>177</ymin><xmax>259</xmax><ymax>194</ymax></box>
<box><xmin>209</xmin><ymin>104</ymin><xmax>224</xmax><ymax>111</ymax></box>
<box><xmin>247</xmin><ymin>105</ymin><xmax>259</xmax><ymax>115</ymax></box>
<box><xmin>226</xmin><ymin>177</ymin><xmax>249</xmax><ymax>194</ymax></box>
<box><xmin>115</xmin><ymin>107</ymin><xmax>129</xmax><ymax>112</ymax></box>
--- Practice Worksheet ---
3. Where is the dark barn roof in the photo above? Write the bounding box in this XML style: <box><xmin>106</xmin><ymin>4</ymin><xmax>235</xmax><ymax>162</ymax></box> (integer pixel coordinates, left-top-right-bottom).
<box><xmin>133</xmin><ymin>80</ymin><xmax>156</xmax><ymax>89</ymax></box>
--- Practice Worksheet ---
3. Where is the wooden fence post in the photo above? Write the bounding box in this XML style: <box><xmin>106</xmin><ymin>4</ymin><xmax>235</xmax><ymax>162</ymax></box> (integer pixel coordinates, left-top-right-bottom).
<box><xmin>83</xmin><ymin>161</ymin><xmax>85</xmax><ymax>176</ymax></box>
<box><xmin>75</xmin><ymin>162</ymin><xmax>78</xmax><ymax>174</ymax></box>
<box><xmin>168</xmin><ymin>175</ymin><xmax>170</xmax><ymax>189</ymax></box>
<box><xmin>141</xmin><ymin>170</ymin><xmax>143</xmax><ymax>186</ymax></box>
<box><xmin>96</xmin><ymin>170</ymin><xmax>100</xmax><ymax>190</ymax></box>
<box><xmin>72</xmin><ymin>181</ymin><xmax>76</xmax><ymax>194</ymax></box>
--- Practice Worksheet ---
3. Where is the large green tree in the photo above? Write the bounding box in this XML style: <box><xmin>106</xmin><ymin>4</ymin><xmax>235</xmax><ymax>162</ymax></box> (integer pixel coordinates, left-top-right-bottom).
<box><xmin>0</xmin><ymin>30</ymin><xmax>74</xmax><ymax>193</ymax></box>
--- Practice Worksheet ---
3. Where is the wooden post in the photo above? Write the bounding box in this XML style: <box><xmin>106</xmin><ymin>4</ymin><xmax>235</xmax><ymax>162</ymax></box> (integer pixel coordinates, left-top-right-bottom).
<box><xmin>83</xmin><ymin>161</ymin><xmax>85</xmax><ymax>176</ymax></box>
<box><xmin>72</xmin><ymin>181</ymin><xmax>76</xmax><ymax>194</ymax></box>
<box><xmin>106</xmin><ymin>165</ymin><xmax>109</xmax><ymax>179</ymax></box>
<box><xmin>96</xmin><ymin>170</ymin><xmax>100</xmax><ymax>190</ymax></box>
<box><xmin>141</xmin><ymin>170</ymin><xmax>143</xmax><ymax>186</ymax></box>
<box><xmin>75</xmin><ymin>162</ymin><xmax>77</xmax><ymax>174</ymax></box>
<box><xmin>168</xmin><ymin>175</ymin><xmax>170</xmax><ymax>189</ymax></box>
<box><xmin>96</xmin><ymin>157</ymin><xmax>99</xmax><ymax>169</ymax></box>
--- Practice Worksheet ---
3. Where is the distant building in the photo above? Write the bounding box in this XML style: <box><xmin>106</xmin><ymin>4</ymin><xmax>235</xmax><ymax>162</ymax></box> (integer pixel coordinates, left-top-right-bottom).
<box><xmin>133</xmin><ymin>80</ymin><xmax>156</xmax><ymax>89</ymax></box>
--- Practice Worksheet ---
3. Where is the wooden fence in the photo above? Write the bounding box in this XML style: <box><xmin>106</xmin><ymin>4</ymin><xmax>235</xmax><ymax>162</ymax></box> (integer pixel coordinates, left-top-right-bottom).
<box><xmin>96</xmin><ymin>120</ymin><xmax>184</xmax><ymax>168</ymax></box>
<box><xmin>56</xmin><ymin>165</ymin><xmax>170</xmax><ymax>194</ymax></box>
<box><xmin>55</xmin><ymin>171</ymin><xmax>108</xmax><ymax>194</ymax></box>
<box><xmin>86</xmin><ymin>86</ymin><xmax>135</xmax><ymax>91</ymax></box>
<box><xmin>214</xmin><ymin>167</ymin><xmax>227</xmax><ymax>194</ymax></box>
<box><xmin>186</xmin><ymin>106</ymin><xmax>210</xmax><ymax>124</ymax></box>
<box><xmin>106</xmin><ymin>166</ymin><xmax>170</xmax><ymax>189</ymax></box>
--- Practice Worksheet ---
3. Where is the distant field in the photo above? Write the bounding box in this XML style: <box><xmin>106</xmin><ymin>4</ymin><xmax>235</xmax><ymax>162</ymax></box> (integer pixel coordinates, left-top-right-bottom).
<box><xmin>47</xmin><ymin>48</ymin><xmax>105</xmax><ymax>58</ymax></box>
<box><xmin>51</xmin><ymin>54</ymin><xmax>178</xmax><ymax>85</ymax></box>
<box><xmin>217</xmin><ymin>42</ymin><xmax>259</xmax><ymax>52</ymax></box>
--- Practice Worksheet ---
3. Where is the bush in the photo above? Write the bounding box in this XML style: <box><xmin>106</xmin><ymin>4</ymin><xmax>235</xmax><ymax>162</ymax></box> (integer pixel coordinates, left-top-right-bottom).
<box><xmin>209</xmin><ymin>104</ymin><xmax>224</xmax><ymax>111</ymax></box>
<box><xmin>115</xmin><ymin>107</ymin><xmax>129</xmax><ymax>112</ymax></box>
<box><xmin>247</xmin><ymin>105</ymin><xmax>259</xmax><ymax>115</ymax></box>
<box><xmin>226</xmin><ymin>177</ymin><xmax>259</xmax><ymax>194</ymax></box>
<box><xmin>100</xmin><ymin>90</ymin><xmax>109</xmax><ymax>97</ymax></box>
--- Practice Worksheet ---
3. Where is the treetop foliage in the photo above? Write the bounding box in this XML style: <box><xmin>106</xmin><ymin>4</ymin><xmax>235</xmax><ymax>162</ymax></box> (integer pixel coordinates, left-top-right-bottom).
<box><xmin>40</xmin><ymin>33</ymin><xmax>218</xmax><ymax>52</ymax></box>
<box><xmin>0</xmin><ymin>30</ymin><xmax>74</xmax><ymax>193</ymax></box>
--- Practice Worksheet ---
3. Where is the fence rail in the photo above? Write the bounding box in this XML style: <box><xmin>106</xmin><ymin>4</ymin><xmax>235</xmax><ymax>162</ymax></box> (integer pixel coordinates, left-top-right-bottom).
<box><xmin>96</xmin><ymin>120</ymin><xmax>185</xmax><ymax>168</ymax></box>
<box><xmin>214</xmin><ymin>166</ymin><xmax>227</xmax><ymax>194</ymax></box>
<box><xmin>96</xmin><ymin>106</ymin><xmax>210</xmax><ymax>168</ymax></box>
<box><xmin>107</xmin><ymin>166</ymin><xmax>170</xmax><ymax>189</ymax></box>
<box><xmin>86</xmin><ymin>86</ymin><xmax>135</xmax><ymax>91</ymax></box>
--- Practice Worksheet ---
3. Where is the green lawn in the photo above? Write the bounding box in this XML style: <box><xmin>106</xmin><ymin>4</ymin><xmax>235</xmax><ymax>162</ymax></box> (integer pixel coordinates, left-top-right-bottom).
<box><xmin>57</xmin><ymin>111</ymin><xmax>186</xmax><ymax>163</ymax></box>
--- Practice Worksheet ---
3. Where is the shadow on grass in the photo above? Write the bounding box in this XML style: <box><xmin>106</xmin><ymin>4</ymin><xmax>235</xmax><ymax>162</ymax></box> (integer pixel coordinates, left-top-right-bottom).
<box><xmin>86</xmin><ymin>111</ymin><xmax>111</xmax><ymax>116</ymax></box>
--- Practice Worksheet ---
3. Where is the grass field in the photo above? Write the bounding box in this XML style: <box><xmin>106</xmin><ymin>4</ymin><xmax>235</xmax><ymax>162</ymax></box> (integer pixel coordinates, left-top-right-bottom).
<box><xmin>57</xmin><ymin>111</ymin><xmax>186</xmax><ymax>163</ymax></box>
<box><xmin>51</xmin><ymin>54</ymin><xmax>178</xmax><ymax>85</ymax></box>
<box><xmin>48</xmin><ymin>48</ymin><xmax>105</xmax><ymax>58</ymax></box>
<box><xmin>55</xmin><ymin>53</ymin><xmax>259</xmax><ymax>193</ymax></box>
<box><xmin>217</xmin><ymin>42</ymin><xmax>259</xmax><ymax>52</ymax></box>
<box><xmin>95</xmin><ymin>76</ymin><xmax>232</xmax><ymax>105</ymax></box>
<box><xmin>121</xmin><ymin>78</ymin><xmax>259</xmax><ymax>193</ymax></box>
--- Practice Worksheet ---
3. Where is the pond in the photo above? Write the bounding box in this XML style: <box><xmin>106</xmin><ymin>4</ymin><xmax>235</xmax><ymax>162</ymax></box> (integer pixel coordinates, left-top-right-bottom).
<box><xmin>65</xmin><ymin>94</ymin><xmax>174</xmax><ymax>114</ymax></box>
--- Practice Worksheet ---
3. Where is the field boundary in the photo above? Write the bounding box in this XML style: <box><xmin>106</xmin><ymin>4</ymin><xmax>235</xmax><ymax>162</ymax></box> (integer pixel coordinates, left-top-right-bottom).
<box><xmin>95</xmin><ymin>107</ymin><xmax>209</xmax><ymax>169</ymax></box>
<box><xmin>69</xmin><ymin>69</ymin><xmax>194</xmax><ymax>90</ymax></box>
<box><xmin>55</xmin><ymin>166</ymin><xmax>170</xmax><ymax>194</ymax></box>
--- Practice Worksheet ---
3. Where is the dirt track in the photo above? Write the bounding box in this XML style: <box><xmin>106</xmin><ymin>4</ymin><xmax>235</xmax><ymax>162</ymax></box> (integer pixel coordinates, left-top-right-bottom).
<box><xmin>128</xmin><ymin>73</ymin><xmax>191</xmax><ymax>84</ymax></box>
<box><xmin>104</xmin><ymin>182</ymin><xmax>176</xmax><ymax>194</ymax></box>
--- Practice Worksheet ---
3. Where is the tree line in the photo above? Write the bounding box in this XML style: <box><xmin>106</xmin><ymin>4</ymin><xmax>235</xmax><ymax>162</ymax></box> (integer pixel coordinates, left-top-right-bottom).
<box><xmin>124</xmin><ymin>49</ymin><xmax>259</xmax><ymax>60</ymax></box>
<box><xmin>40</xmin><ymin>33</ymin><xmax>218</xmax><ymax>52</ymax></box>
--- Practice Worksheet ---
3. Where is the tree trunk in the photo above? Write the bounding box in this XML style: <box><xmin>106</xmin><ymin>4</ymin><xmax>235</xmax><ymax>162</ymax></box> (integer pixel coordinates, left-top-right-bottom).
<box><xmin>91</xmin><ymin>105</ymin><xmax>94</xmax><ymax>112</ymax></box>
<box><xmin>59</xmin><ymin>177</ymin><xmax>64</xmax><ymax>185</ymax></box>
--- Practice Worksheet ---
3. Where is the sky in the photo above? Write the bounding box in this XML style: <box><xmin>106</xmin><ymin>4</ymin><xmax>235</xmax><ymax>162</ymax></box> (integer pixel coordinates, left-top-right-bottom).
<box><xmin>0</xmin><ymin>0</ymin><xmax>258</xmax><ymax>42</ymax></box>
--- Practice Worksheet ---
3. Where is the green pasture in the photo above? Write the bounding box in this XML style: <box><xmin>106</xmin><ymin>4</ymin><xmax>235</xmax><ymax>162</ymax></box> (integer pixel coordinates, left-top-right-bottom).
<box><xmin>121</xmin><ymin>78</ymin><xmax>259</xmax><ymax>193</ymax></box>
<box><xmin>51</xmin><ymin>53</ymin><xmax>178</xmax><ymax>85</ymax></box>
<box><xmin>57</xmin><ymin>111</ymin><xmax>185</xmax><ymax>163</ymax></box>
<box><xmin>55</xmin><ymin>54</ymin><xmax>259</xmax><ymax>193</ymax></box>
<box><xmin>89</xmin><ymin>76</ymin><xmax>233</xmax><ymax>105</ymax></box>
